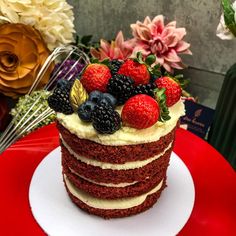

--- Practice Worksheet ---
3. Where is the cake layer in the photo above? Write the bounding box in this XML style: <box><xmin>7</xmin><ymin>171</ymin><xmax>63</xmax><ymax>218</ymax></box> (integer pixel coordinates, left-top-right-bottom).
<box><xmin>64</xmin><ymin>176</ymin><xmax>167</xmax><ymax>219</ymax></box>
<box><xmin>61</xmin><ymin>143</ymin><xmax>171</xmax><ymax>183</ymax></box>
<box><xmin>61</xmin><ymin>137</ymin><xmax>172</xmax><ymax>170</ymax></box>
<box><xmin>63</xmin><ymin>162</ymin><xmax>166</xmax><ymax>199</ymax></box>
<box><xmin>58</xmin><ymin>122</ymin><xmax>175</xmax><ymax>164</ymax></box>
<box><xmin>57</xmin><ymin>100</ymin><xmax>185</xmax><ymax>146</ymax></box>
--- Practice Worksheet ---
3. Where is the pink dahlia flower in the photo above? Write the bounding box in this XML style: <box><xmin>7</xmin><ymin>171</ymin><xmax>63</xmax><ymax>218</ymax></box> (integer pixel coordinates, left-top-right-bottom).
<box><xmin>124</xmin><ymin>15</ymin><xmax>192</xmax><ymax>73</ymax></box>
<box><xmin>90</xmin><ymin>31</ymin><xmax>132</xmax><ymax>60</ymax></box>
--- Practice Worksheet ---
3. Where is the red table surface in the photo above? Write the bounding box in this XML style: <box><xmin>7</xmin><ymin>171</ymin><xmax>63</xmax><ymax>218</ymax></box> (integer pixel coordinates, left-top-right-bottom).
<box><xmin>0</xmin><ymin>123</ymin><xmax>235</xmax><ymax>236</ymax></box>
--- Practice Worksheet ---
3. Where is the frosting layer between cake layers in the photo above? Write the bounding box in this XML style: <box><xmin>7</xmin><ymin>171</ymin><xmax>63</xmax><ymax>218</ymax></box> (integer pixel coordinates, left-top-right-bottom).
<box><xmin>61</xmin><ymin>137</ymin><xmax>172</xmax><ymax>170</ymax></box>
<box><xmin>64</xmin><ymin>175</ymin><xmax>164</xmax><ymax>210</ymax></box>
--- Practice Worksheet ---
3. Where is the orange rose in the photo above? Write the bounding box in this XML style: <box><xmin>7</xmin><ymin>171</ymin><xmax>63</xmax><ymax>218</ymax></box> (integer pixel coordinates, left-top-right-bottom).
<box><xmin>0</xmin><ymin>23</ymin><xmax>52</xmax><ymax>98</ymax></box>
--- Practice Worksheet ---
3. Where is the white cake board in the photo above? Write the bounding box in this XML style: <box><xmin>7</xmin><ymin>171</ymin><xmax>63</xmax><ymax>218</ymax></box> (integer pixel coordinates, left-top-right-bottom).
<box><xmin>29</xmin><ymin>147</ymin><xmax>195</xmax><ymax>236</ymax></box>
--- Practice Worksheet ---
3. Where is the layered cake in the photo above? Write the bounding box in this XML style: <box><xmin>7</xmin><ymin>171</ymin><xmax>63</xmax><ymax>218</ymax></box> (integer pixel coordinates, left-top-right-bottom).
<box><xmin>48</xmin><ymin>55</ymin><xmax>185</xmax><ymax>218</ymax></box>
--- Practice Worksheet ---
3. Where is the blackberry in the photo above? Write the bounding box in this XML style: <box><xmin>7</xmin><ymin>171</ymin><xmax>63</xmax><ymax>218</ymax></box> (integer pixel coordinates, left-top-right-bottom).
<box><xmin>109</xmin><ymin>60</ymin><xmax>123</xmax><ymax>75</ymax></box>
<box><xmin>48</xmin><ymin>84</ymin><xmax>73</xmax><ymax>114</ymax></box>
<box><xmin>150</xmin><ymin>74</ymin><xmax>159</xmax><ymax>83</ymax></box>
<box><xmin>133</xmin><ymin>83</ymin><xmax>157</xmax><ymax>98</ymax></box>
<box><xmin>107</xmin><ymin>74</ymin><xmax>134</xmax><ymax>105</ymax></box>
<box><xmin>91</xmin><ymin>104</ymin><xmax>121</xmax><ymax>134</ymax></box>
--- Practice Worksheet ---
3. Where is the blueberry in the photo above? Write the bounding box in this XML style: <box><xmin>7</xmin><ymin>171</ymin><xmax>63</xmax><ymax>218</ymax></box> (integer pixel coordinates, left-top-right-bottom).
<box><xmin>78</xmin><ymin>101</ymin><xmax>96</xmax><ymax>122</ymax></box>
<box><xmin>98</xmin><ymin>98</ymin><xmax>112</xmax><ymax>107</ymax></box>
<box><xmin>88</xmin><ymin>90</ymin><xmax>102</xmax><ymax>104</ymax></box>
<box><xmin>102</xmin><ymin>93</ymin><xmax>117</xmax><ymax>107</ymax></box>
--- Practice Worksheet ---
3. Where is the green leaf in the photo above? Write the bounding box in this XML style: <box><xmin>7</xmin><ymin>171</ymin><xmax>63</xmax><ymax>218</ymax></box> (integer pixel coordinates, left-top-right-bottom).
<box><xmin>145</xmin><ymin>54</ymin><xmax>156</xmax><ymax>66</ymax></box>
<box><xmin>81</xmin><ymin>35</ymin><xmax>93</xmax><ymax>45</ymax></box>
<box><xmin>90</xmin><ymin>58</ymin><xmax>99</xmax><ymax>63</ymax></box>
<box><xmin>154</xmin><ymin>88</ymin><xmax>171</xmax><ymax>122</ymax></box>
<box><xmin>149</xmin><ymin>64</ymin><xmax>161</xmax><ymax>77</ymax></box>
<box><xmin>136</xmin><ymin>51</ymin><xmax>142</xmax><ymax>60</ymax></box>
<box><xmin>222</xmin><ymin>0</ymin><xmax>236</xmax><ymax>37</ymax></box>
<box><xmin>100</xmin><ymin>58</ymin><xmax>110</xmax><ymax>66</ymax></box>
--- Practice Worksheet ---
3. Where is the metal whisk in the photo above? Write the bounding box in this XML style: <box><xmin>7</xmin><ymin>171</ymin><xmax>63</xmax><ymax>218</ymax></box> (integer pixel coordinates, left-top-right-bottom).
<box><xmin>0</xmin><ymin>45</ymin><xmax>89</xmax><ymax>154</ymax></box>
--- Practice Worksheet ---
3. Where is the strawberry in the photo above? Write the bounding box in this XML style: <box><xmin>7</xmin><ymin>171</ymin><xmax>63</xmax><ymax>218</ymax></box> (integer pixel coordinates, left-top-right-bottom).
<box><xmin>121</xmin><ymin>94</ymin><xmax>159</xmax><ymax>129</ymax></box>
<box><xmin>80</xmin><ymin>64</ymin><xmax>111</xmax><ymax>93</ymax></box>
<box><xmin>155</xmin><ymin>76</ymin><xmax>181</xmax><ymax>107</ymax></box>
<box><xmin>118</xmin><ymin>59</ymin><xmax>150</xmax><ymax>86</ymax></box>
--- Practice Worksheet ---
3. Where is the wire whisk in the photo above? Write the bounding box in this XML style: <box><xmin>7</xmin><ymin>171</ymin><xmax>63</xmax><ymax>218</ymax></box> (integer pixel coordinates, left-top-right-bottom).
<box><xmin>0</xmin><ymin>45</ymin><xmax>89</xmax><ymax>154</ymax></box>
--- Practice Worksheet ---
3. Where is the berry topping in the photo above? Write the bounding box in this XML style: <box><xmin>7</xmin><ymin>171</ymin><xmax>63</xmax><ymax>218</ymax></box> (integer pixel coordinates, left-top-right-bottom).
<box><xmin>98</xmin><ymin>98</ymin><xmax>112</xmax><ymax>107</ymax></box>
<box><xmin>78</xmin><ymin>101</ymin><xmax>96</xmax><ymax>122</ymax></box>
<box><xmin>80</xmin><ymin>63</ymin><xmax>111</xmax><ymax>93</ymax></box>
<box><xmin>108</xmin><ymin>59</ymin><xmax>123</xmax><ymax>75</ymax></box>
<box><xmin>155</xmin><ymin>76</ymin><xmax>181</xmax><ymax>107</ymax></box>
<box><xmin>91</xmin><ymin>104</ymin><xmax>121</xmax><ymax>134</ymax></box>
<box><xmin>102</xmin><ymin>93</ymin><xmax>117</xmax><ymax>107</ymax></box>
<box><xmin>107</xmin><ymin>74</ymin><xmax>134</xmax><ymax>105</ymax></box>
<box><xmin>48</xmin><ymin>82</ymin><xmax>73</xmax><ymax>115</ymax></box>
<box><xmin>133</xmin><ymin>83</ymin><xmax>157</xmax><ymax>97</ymax></box>
<box><xmin>121</xmin><ymin>94</ymin><xmax>159</xmax><ymax>129</ymax></box>
<box><xmin>88</xmin><ymin>90</ymin><xmax>103</xmax><ymax>104</ymax></box>
<box><xmin>88</xmin><ymin>91</ymin><xmax>117</xmax><ymax>108</ymax></box>
<box><xmin>118</xmin><ymin>59</ymin><xmax>150</xmax><ymax>85</ymax></box>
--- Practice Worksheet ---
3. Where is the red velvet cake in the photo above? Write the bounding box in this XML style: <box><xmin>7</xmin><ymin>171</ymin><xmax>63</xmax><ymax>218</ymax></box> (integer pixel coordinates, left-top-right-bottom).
<box><xmin>48</xmin><ymin>56</ymin><xmax>185</xmax><ymax>218</ymax></box>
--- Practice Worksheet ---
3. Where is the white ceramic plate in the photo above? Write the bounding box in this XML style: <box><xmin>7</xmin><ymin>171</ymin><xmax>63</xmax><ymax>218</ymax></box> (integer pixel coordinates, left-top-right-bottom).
<box><xmin>29</xmin><ymin>147</ymin><xmax>195</xmax><ymax>236</ymax></box>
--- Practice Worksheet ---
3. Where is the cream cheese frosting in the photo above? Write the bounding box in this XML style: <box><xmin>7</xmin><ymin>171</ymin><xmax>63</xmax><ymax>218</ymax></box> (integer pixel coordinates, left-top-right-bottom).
<box><xmin>64</xmin><ymin>175</ymin><xmax>163</xmax><ymax>210</ymax></box>
<box><xmin>61</xmin><ymin>137</ymin><xmax>172</xmax><ymax>170</ymax></box>
<box><xmin>57</xmin><ymin>99</ymin><xmax>185</xmax><ymax>146</ymax></box>
<box><xmin>70</xmin><ymin>168</ymin><xmax>140</xmax><ymax>187</ymax></box>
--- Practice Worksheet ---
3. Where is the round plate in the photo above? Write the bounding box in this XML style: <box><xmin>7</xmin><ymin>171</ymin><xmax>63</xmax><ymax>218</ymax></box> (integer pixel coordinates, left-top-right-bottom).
<box><xmin>29</xmin><ymin>147</ymin><xmax>195</xmax><ymax>236</ymax></box>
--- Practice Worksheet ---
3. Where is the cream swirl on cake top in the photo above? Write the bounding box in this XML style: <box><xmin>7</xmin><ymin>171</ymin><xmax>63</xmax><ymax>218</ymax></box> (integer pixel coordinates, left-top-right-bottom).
<box><xmin>57</xmin><ymin>99</ymin><xmax>185</xmax><ymax>146</ymax></box>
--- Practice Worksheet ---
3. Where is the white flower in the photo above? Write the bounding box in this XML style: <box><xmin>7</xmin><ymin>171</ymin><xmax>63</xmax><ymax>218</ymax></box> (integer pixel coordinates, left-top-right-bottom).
<box><xmin>233</xmin><ymin>1</ymin><xmax>236</xmax><ymax>23</ymax></box>
<box><xmin>216</xmin><ymin>14</ymin><xmax>235</xmax><ymax>40</ymax></box>
<box><xmin>216</xmin><ymin>0</ymin><xmax>236</xmax><ymax>40</ymax></box>
<box><xmin>0</xmin><ymin>0</ymin><xmax>75</xmax><ymax>50</ymax></box>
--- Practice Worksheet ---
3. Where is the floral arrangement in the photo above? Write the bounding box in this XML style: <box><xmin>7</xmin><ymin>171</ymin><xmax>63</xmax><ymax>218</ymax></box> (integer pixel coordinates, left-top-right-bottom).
<box><xmin>0</xmin><ymin>0</ymin><xmax>75</xmax><ymax>50</ymax></box>
<box><xmin>91</xmin><ymin>15</ymin><xmax>192</xmax><ymax>74</ymax></box>
<box><xmin>216</xmin><ymin>0</ymin><xmax>236</xmax><ymax>40</ymax></box>
<box><xmin>0</xmin><ymin>23</ymin><xmax>51</xmax><ymax>98</ymax></box>
<box><xmin>90</xmin><ymin>31</ymin><xmax>133</xmax><ymax>61</ymax></box>
<box><xmin>0</xmin><ymin>0</ymin><xmax>76</xmax><ymax>133</ymax></box>
<box><xmin>0</xmin><ymin>0</ymin><xmax>76</xmax><ymax>97</ymax></box>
